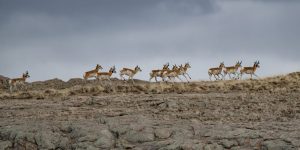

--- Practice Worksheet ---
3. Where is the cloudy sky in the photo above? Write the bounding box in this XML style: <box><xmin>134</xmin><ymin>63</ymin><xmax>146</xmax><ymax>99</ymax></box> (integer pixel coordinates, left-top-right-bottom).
<box><xmin>0</xmin><ymin>0</ymin><xmax>299</xmax><ymax>81</ymax></box>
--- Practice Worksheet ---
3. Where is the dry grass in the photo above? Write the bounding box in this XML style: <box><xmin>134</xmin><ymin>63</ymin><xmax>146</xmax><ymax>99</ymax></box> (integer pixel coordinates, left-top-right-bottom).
<box><xmin>0</xmin><ymin>72</ymin><xmax>299</xmax><ymax>99</ymax></box>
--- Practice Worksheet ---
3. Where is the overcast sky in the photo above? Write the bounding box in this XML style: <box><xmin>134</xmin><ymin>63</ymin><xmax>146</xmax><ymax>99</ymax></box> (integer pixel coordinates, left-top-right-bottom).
<box><xmin>0</xmin><ymin>0</ymin><xmax>299</xmax><ymax>81</ymax></box>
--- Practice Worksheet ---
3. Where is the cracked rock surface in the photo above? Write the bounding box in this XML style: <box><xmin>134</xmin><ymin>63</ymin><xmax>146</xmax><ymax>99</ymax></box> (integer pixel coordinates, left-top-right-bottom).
<box><xmin>0</xmin><ymin>72</ymin><xmax>300</xmax><ymax>149</ymax></box>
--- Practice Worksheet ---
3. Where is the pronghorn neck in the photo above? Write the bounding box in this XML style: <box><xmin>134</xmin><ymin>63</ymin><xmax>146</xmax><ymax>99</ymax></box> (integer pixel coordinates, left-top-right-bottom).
<box><xmin>183</xmin><ymin>65</ymin><xmax>189</xmax><ymax>71</ymax></box>
<box><xmin>132</xmin><ymin>68</ymin><xmax>139</xmax><ymax>74</ymax></box>
<box><xmin>108</xmin><ymin>68</ymin><xmax>115</xmax><ymax>76</ymax></box>
<box><xmin>234</xmin><ymin>64</ymin><xmax>240</xmax><ymax>70</ymax></box>
<box><xmin>219</xmin><ymin>65</ymin><xmax>224</xmax><ymax>70</ymax></box>
<box><xmin>253</xmin><ymin>65</ymin><xmax>257</xmax><ymax>72</ymax></box>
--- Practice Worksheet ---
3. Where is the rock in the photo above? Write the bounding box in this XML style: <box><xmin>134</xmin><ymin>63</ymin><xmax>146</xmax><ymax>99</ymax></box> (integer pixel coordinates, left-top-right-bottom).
<box><xmin>94</xmin><ymin>129</ymin><xmax>115</xmax><ymax>148</ymax></box>
<box><xmin>86</xmin><ymin>145</ymin><xmax>100</xmax><ymax>150</ymax></box>
<box><xmin>155</xmin><ymin>128</ymin><xmax>172</xmax><ymax>139</ymax></box>
<box><xmin>58</xmin><ymin>137</ymin><xmax>70</xmax><ymax>149</ymax></box>
<box><xmin>220</xmin><ymin>139</ymin><xmax>238</xmax><ymax>148</ymax></box>
<box><xmin>261</xmin><ymin>140</ymin><xmax>295</xmax><ymax>150</ymax></box>
<box><xmin>0</xmin><ymin>141</ymin><xmax>12</xmax><ymax>150</ymax></box>
<box><xmin>168</xmin><ymin>101</ymin><xmax>179</xmax><ymax>109</ymax></box>
<box><xmin>204</xmin><ymin>143</ymin><xmax>224</xmax><ymax>150</ymax></box>
<box><xmin>35</xmin><ymin>131</ymin><xmax>60</xmax><ymax>149</ymax></box>
<box><xmin>231</xmin><ymin>146</ymin><xmax>253</xmax><ymax>150</ymax></box>
<box><xmin>123</xmin><ymin>127</ymin><xmax>154</xmax><ymax>143</ymax></box>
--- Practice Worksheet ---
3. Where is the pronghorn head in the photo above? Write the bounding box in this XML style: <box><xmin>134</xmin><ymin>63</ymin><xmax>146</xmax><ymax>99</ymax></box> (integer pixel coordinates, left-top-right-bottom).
<box><xmin>165</xmin><ymin>62</ymin><xmax>169</xmax><ymax>67</ymax></box>
<box><xmin>96</xmin><ymin>64</ymin><xmax>103</xmax><ymax>70</ymax></box>
<box><xmin>179</xmin><ymin>64</ymin><xmax>185</xmax><ymax>71</ymax></box>
<box><xmin>135</xmin><ymin>65</ymin><xmax>142</xmax><ymax>72</ymax></box>
<box><xmin>184</xmin><ymin>62</ymin><xmax>191</xmax><ymax>68</ymax></box>
<box><xmin>235</xmin><ymin>61</ymin><xmax>242</xmax><ymax>68</ymax></box>
<box><xmin>23</xmin><ymin>71</ymin><xmax>30</xmax><ymax>78</ymax></box>
<box><xmin>255</xmin><ymin>61</ymin><xmax>260</xmax><ymax>68</ymax></box>
<box><xmin>110</xmin><ymin>66</ymin><xmax>117</xmax><ymax>73</ymax></box>
<box><xmin>172</xmin><ymin>65</ymin><xmax>178</xmax><ymax>70</ymax></box>
<box><xmin>219</xmin><ymin>62</ymin><xmax>225</xmax><ymax>68</ymax></box>
<box><xmin>163</xmin><ymin>62</ymin><xmax>169</xmax><ymax>69</ymax></box>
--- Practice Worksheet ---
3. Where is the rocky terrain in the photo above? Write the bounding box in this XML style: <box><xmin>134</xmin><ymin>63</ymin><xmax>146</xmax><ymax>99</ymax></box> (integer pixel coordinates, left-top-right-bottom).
<box><xmin>0</xmin><ymin>72</ymin><xmax>299</xmax><ymax>149</ymax></box>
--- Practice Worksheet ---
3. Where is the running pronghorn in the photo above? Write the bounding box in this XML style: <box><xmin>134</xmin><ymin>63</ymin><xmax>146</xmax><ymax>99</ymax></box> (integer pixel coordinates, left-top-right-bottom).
<box><xmin>83</xmin><ymin>64</ymin><xmax>103</xmax><ymax>80</ymax></box>
<box><xmin>149</xmin><ymin>63</ymin><xmax>169</xmax><ymax>82</ymax></box>
<box><xmin>9</xmin><ymin>71</ymin><xmax>30</xmax><ymax>92</ymax></box>
<box><xmin>208</xmin><ymin>62</ymin><xmax>225</xmax><ymax>80</ymax></box>
<box><xmin>223</xmin><ymin>61</ymin><xmax>242</xmax><ymax>80</ymax></box>
<box><xmin>240</xmin><ymin>61</ymin><xmax>260</xmax><ymax>79</ymax></box>
<box><xmin>97</xmin><ymin>66</ymin><xmax>116</xmax><ymax>81</ymax></box>
<box><xmin>162</xmin><ymin>65</ymin><xmax>184</xmax><ymax>83</ymax></box>
<box><xmin>178</xmin><ymin>62</ymin><xmax>192</xmax><ymax>82</ymax></box>
<box><xmin>120</xmin><ymin>65</ymin><xmax>142</xmax><ymax>84</ymax></box>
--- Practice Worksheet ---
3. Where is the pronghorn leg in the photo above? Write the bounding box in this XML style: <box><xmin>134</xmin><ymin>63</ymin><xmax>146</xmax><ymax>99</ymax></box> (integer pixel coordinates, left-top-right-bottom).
<box><xmin>216</xmin><ymin>74</ymin><xmax>221</xmax><ymax>80</ymax></box>
<box><xmin>228</xmin><ymin>74</ymin><xmax>232</xmax><ymax>80</ymax></box>
<box><xmin>120</xmin><ymin>74</ymin><xmax>125</xmax><ymax>81</ymax></box>
<box><xmin>149</xmin><ymin>76</ymin><xmax>153</xmax><ymax>82</ymax></box>
<box><xmin>234</xmin><ymin>73</ymin><xmax>239</xmax><ymax>80</ymax></box>
<box><xmin>250</xmin><ymin>74</ymin><xmax>253</xmax><ymax>79</ymax></box>
<box><xmin>231</xmin><ymin>73</ymin><xmax>236</xmax><ymax>79</ymax></box>
<box><xmin>9</xmin><ymin>85</ymin><xmax>13</xmax><ymax>93</ymax></box>
<box><xmin>155</xmin><ymin>77</ymin><xmax>158</xmax><ymax>82</ymax></box>
<box><xmin>182</xmin><ymin>74</ymin><xmax>189</xmax><ymax>82</ymax></box>
<box><xmin>220</xmin><ymin>73</ymin><xmax>224</xmax><ymax>80</ymax></box>
<box><xmin>213</xmin><ymin>74</ymin><xmax>218</xmax><ymax>80</ymax></box>
<box><xmin>186</xmin><ymin>73</ymin><xmax>192</xmax><ymax>79</ymax></box>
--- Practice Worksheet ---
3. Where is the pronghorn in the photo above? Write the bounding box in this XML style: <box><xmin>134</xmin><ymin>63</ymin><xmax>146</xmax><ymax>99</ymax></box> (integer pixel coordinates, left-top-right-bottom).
<box><xmin>149</xmin><ymin>63</ymin><xmax>169</xmax><ymax>82</ymax></box>
<box><xmin>162</xmin><ymin>65</ymin><xmax>184</xmax><ymax>83</ymax></box>
<box><xmin>83</xmin><ymin>64</ymin><xmax>103</xmax><ymax>80</ymax></box>
<box><xmin>178</xmin><ymin>62</ymin><xmax>192</xmax><ymax>82</ymax></box>
<box><xmin>97</xmin><ymin>66</ymin><xmax>116</xmax><ymax>81</ymax></box>
<box><xmin>208</xmin><ymin>62</ymin><xmax>225</xmax><ymax>81</ymax></box>
<box><xmin>120</xmin><ymin>65</ymin><xmax>142</xmax><ymax>83</ymax></box>
<box><xmin>240</xmin><ymin>61</ymin><xmax>260</xmax><ymax>79</ymax></box>
<box><xmin>9</xmin><ymin>71</ymin><xmax>30</xmax><ymax>92</ymax></box>
<box><xmin>223</xmin><ymin>61</ymin><xmax>242</xmax><ymax>80</ymax></box>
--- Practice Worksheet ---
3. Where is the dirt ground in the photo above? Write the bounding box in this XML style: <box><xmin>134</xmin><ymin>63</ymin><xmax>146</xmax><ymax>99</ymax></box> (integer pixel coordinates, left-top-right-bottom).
<box><xmin>0</xmin><ymin>72</ymin><xmax>299</xmax><ymax>149</ymax></box>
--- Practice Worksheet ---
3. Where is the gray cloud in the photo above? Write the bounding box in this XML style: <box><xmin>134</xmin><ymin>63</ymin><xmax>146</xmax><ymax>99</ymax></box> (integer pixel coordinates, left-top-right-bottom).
<box><xmin>0</xmin><ymin>0</ymin><xmax>299</xmax><ymax>81</ymax></box>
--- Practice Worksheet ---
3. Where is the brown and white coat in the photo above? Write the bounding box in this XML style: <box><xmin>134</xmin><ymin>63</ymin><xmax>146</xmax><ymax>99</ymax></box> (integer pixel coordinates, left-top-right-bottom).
<box><xmin>83</xmin><ymin>64</ymin><xmax>103</xmax><ymax>80</ymax></box>
<box><xmin>9</xmin><ymin>71</ymin><xmax>30</xmax><ymax>92</ymax></box>
<box><xmin>223</xmin><ymin>61</ymin><xmax>242</xmax><ymax>80</ymax></box>
<box><xmin>240</xmin><ymin>61</ymin><xmax>260</xmax><ymax>79</ymax></box>
<box><xmin>208</xmin><ymin>62</ymin><xmax>225</xmax><ymax>81</ymax></box>
<box><xmin>120</xmin><ymin>65</ymin><xmax>142</xmax><ymax>83</ymax></box>
<box><xmin>97</xmin><ymin>66</ymin><xmax>116</xmax><ymax>81</ymax></box>
<box><xmin>149</xmin><ymin>63</ymin><xmax>169</xmax><ymax>82</ymax></box>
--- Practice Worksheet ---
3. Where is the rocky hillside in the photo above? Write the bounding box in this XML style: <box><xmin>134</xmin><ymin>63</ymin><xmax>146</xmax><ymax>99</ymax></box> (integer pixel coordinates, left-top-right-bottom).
<box><xmin>0</xmin><ymin>72</ymin><xmax>299</xmax><ymax>149</ymax></box>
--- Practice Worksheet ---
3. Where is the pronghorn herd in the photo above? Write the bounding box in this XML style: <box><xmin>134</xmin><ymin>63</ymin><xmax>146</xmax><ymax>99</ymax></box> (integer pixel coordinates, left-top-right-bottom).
<box><xmin>208</xmin><ymin>61</ymin><xmax>260</xmax><ymax>80</ymax></box>
<box><xmin>150</xmin><ymin>63</ymin><xmax>192</xmax><ymax>83</ymax></box>
<box><xmin>7</xmin><ymin>61</ymin><xmax>260</xmax><ymax>92</ymax></box>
